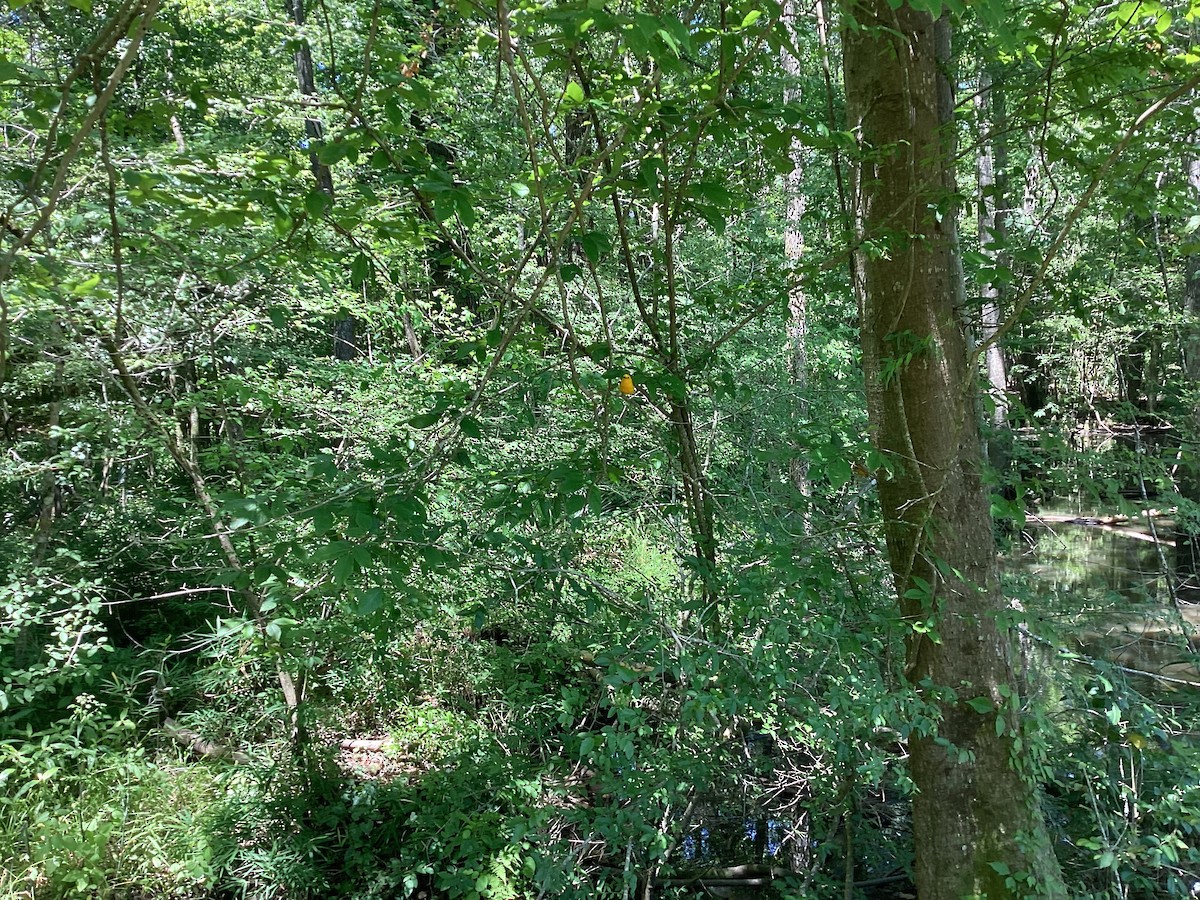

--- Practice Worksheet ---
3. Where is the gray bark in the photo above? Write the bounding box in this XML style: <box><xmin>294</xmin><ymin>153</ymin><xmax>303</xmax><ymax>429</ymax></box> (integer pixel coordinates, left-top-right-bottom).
<box><xmin>283</xmin><ymin>0</ymin><xmax>334</xmax><ymax>197</ymax></box>
<box><xmin>1178</xmin><ymin>151</ymin><xmax>1200</xmax><ymax>598</ymax></box>
<box><xmin>283</xmin><ymin>0</ymin><xmax>357</xmax><ymax>360</ymax></box>
<box><xmin>976</xmin><ymin>65</ymin><xmax>1010</xmax><ymax>433</ymax></box>
<box><xmin>781</xmin><ymin>0</ymin><xmax>808</xmax><ymax>497</ymax></box>
<box><xmin>1184</xmin><ymin>154</ymin><xmax>1200</xmax><ymax>394</ymax></box>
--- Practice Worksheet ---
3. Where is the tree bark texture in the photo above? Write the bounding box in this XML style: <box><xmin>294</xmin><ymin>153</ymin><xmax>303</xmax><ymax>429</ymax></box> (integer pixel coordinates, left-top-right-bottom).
<box><xmin>283</xmin><ymin>0</ymin><xmax>334</xmax><ymax>197</ymax></box>
<box><xmin>976</xmin><ymin>65</ymin><xmax>1010</xmax><ymax>434</ymax></box>
<box><xmin>284</xmin><ymin>0</ymin><xmax>356</xmax><ymax>360</ymax></box>
<box><xmin>781</xmin><ymin>0</ymin><xmax>809</xmax><ymax>497</ymax></box>
<box><xmin>842</xmin><ymin>5</ymin><xmax>1066</xmax><ymax>897</ymax></box>
<box><xmin>1178</xmin><ymin>151</ymin><xmax>1200</xmax><ymax>598</ymax></box>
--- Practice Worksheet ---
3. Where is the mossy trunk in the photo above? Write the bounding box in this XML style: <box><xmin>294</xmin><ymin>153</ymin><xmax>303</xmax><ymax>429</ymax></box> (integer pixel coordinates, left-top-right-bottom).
<box><xmin>841</xmin><ymin>3</ymin><xmax>1066</xmax><ymax>896</ymax></box>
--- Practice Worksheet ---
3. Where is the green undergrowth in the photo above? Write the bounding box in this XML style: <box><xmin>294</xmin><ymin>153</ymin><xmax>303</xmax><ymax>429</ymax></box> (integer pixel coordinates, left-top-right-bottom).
<box><xmin>0</xmin><ymin>742</ymin><xmax>222</xmax><ymax>899</ymax></box>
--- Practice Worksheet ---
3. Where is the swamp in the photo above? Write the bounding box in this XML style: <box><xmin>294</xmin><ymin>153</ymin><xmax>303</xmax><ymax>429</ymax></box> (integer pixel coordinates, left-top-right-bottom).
<box><xmin>2</xmin><ymin>0</ymin><xmax>1200</xmax><ymax>897</ymax></box>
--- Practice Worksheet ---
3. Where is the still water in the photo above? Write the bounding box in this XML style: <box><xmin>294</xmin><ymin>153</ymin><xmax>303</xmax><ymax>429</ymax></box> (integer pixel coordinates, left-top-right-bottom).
<box><xmin>1006</xmin><ymin>508</ymin><xmax>1200</xmax><ymax>687</ymax></box>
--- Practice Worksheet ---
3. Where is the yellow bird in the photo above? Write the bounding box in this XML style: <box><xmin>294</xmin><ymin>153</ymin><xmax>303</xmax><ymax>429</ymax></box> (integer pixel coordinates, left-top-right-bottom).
<box><xmin>618</xmin><ymin>374</ymin><xmax>636</xmax><ymax>396</ymax></box>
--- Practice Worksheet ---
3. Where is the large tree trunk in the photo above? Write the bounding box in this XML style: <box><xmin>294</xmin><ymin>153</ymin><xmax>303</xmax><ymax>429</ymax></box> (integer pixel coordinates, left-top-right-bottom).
<box><xmin>841</xmin><ymin>5</ymin><xmax>1066</xmax><ymax>896</ymax></box>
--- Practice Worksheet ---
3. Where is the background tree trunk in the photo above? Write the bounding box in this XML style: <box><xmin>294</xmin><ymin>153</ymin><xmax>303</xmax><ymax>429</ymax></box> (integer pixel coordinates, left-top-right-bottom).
<box><xmin>1177</xmin><ymin>150</ymin><xmax>1200</xmax><ymax>599</ymax></box>
<box><xmin>781</xmin><ymin>0</ymin><xmax>809</xmax><ymax>499</ymax></box>
<box><xmin>842</xmin><ymin>4</ymin><xmax>1066</xmax><ymax>896</ymax></box>
<box><xmin>283</xmin><ymin>0</ymin><xmax>355</xmax><ymax>359</ymax></box>
<box><xmin>283</xmin><ymin>0</ymin><xmax>334</xmax><ymax>197</ymax></box>
<box><xmin>1014</xmin><ymin>153</ymin><xmax>1050</xmax><ymax>416</ymax></box>
<box><xmin>976</xmin><ymin>64</ymin><xmax>1012</xmax><ymax>470</ymax></box>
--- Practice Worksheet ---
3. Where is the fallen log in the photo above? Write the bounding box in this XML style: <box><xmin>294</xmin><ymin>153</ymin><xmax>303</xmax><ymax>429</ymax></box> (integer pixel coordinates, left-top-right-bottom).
<box><xmin>339</xmin><ymin>737</ymin><xmax>390</xmax><ymax>752</ymax></box>
<box><xmin>653</xmin><ymin>865</ymin><xmax>791</xmax><ymax>887</ymax></box>
<box><xmin>1027</xmin><ymin>509</ymin><xmax>1174</xmax><ymax>526</ymax></box>
<box><xmin>163</xmin><ymin>717</ymin><xmax>251</xmax><ymax>764</ymax></box>
<box><xmin>162</xmin><ymin>724</ymin><xmax>396</xmax><ymax>763</ymax></box>
<box><xmin>652</xmin><ymin>865</ymin><xmax>909</xmax><ymax>890</ymax></box>
<box><xmin>1025</xmin><ymin>513</ymin><xmax>1176</xmax><ymax>546</ymax></box>
<box><xmin>1087</xmin><ymin>524</ymin><xmax>1175</xmax><ymax>546</ymax></box>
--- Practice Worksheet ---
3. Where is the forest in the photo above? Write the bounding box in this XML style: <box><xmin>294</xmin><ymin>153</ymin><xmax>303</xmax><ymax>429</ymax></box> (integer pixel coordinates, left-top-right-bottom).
<box><xmin>2</xmin><ymin>0</ymin><xmax>1200</xmax><ymax>897</ymax></box>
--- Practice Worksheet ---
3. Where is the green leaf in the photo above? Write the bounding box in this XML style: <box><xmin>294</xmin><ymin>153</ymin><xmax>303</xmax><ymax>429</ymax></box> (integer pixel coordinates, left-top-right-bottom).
<box><xmin>740</xmin><ymin>9</ymin><xmax>762</xmax><ymax>27</ymax></box>
<box><xmin>356</xmin><ymin>589</ymin><xmax>383</xmax><ymax>616</ymax></box>
<box><xmin>966</xmin><ymin>696</ymin><xmax>994</xmax><ymax>714</ymax></box>
<box><xmin>453</xmin><ymin>188</ymin><xmax>475</xmax><ymax>227</ymax></box>
<box><xmin>409</xmin><ymin>407</ymin><xmax>448</xmax><ymax>428</ymax></box>
<box><xmin>433</xmin><ymin>193</ymin><xmax>456</xmax><ymax>224</ymax></box>
<box><xmin>71</xmin><ymin>274</ymin><xmax>101</xmax><ymax>296</ymax></box>
<box><xmin>418</xmin><ymin>169</ymin><xmax>455</xmax><ymax>194</ymax></box>
<box><xmin>332</xmin><ymin>555</ymin><xmax>355</xmax><ymax>583</ymax></box>
<box><xmin>564</xmin><ymin>82</ymin><xmax>585</xmax><ymax>104</ymax></box>
<box><xmin>689</xmin><ymin>181</ymin><xmax>735</xmax><ymax>207</ymax></box>
<box><xmin>0</xmin><ymin>57</ymin><xmax>21</xmax><ymax>84</ymax></box>
<box><xmin>585</xmin><ymin>341</ymin><xmax>611</xmax><ymax>362</ymax></box>
<box><xmin>510</xmin><ymin>181</ymin><xmax>531</xmax><ymax>198</ymax></box>
<box><xmin>350</xmin><ymin>252</ymin><xmax>372</xmax><ymax>288</ymax></box>
<box><xmin>316</xmin><ymin>140</ymin><xmax>353</xmax><ymax>165</ymax></box>
<box><xmin>459</xmin><ymin>416</ymin><xmax>483</xmax><ymax>439</ymax></box>
<box><xmin>304</xmin><ymin>190</ymin><xmax>331</xmax><ymax>217</ymax></box>
<box><xmin>903</xmin><ymin>576</ymin><xmax>932</xmax><ymax>602</ymax></box>
<box><xmin>579</xmin><ymin>231</ymin><xmax>610</xmax><ymax>264</ymax></box>
<box><xmin>826</xmin><ymin>456</ymin><xmax>852</xmax><ymax>490</ymax></box>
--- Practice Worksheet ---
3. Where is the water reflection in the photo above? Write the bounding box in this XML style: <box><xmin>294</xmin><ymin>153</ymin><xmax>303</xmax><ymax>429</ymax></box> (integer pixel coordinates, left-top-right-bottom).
<box><xmin>1009</xmin><ymin>513</ymin><xmax>1169</xmax><ymax>607</ymax></box>
<box><xmin>1005</xmin><ymin>508</ymin><xmax>1199</xmax><ymax>687</ymax></box>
